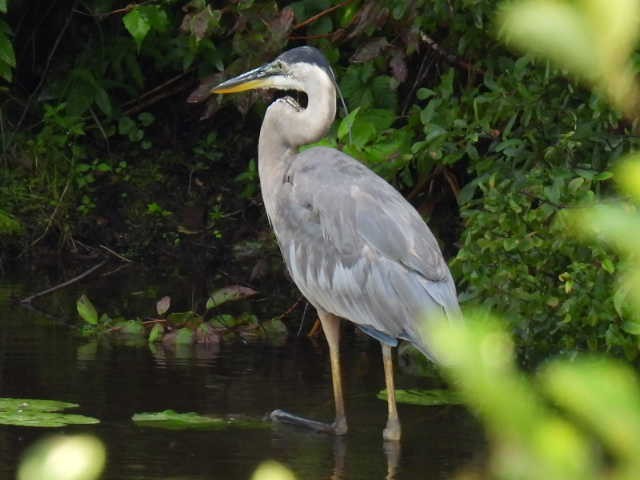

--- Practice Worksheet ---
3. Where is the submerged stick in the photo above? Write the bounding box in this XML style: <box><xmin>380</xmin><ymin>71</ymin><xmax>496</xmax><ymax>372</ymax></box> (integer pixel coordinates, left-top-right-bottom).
<box><xmin>19</xmin><ymin>259</ymin><xmax>108</xmax><ymax>304</ymax></box>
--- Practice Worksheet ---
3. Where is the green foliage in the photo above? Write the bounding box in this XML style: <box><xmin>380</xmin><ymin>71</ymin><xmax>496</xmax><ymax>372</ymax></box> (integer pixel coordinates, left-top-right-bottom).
<box><xmin>123</xmin><ymin>5</ymin><xmax>169</xmax><ymax>50</ymax></box>
<box><xmin>425</xmin><ymin>311</ymin><xmax>640</xmax><ymax>480</ymax></box>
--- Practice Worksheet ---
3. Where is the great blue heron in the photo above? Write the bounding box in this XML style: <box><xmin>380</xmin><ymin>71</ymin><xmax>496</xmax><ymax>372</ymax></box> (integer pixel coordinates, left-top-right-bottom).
<box><xmin>204</xmin><ymin>46</ymin><xmax>461</xmax><ymax>441</ymax></box>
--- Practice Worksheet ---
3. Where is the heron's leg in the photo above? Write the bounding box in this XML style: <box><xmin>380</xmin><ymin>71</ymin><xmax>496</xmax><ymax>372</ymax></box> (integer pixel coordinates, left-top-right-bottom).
<box><xmin>319</xmin><ymin>311</ymin><xmax>348</xmax><ymax>435</ymax></box>
<box><xmin>269</xmin><ymin>311</ymin><xmax>347</xmax><ymax>436</ymax></box>
<box><xmin>382</xmin><ymin>343</ymin><xmax>402</xmax><ymax>441</ymax></box>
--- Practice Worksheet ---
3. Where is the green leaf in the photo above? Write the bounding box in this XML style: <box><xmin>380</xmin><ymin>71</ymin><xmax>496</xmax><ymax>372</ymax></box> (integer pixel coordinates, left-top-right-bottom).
<box><xmin>0</xmin><ymin>59</ymin><xmax>12</xmax><ymax>82</ymax></box>
<box><xmin>113</xmin><ymin>320</ymin><xmax>145</xmax><ymax>336</ymax></box>
<box><xmin>0</xmin><ymin>30</ymin><xmax>15</xmax><ymax>67</ymax></box>
<box><xmin>0</xmin><ymin>398</ymin><xmax>100</xmax><ymax>427</ymax></box>
<box><xmin>17</xmin><ymin>435</ymin><xmax>106</xmax><ymax>480</ymax></box>
<box><xmin>123</xmin><ymin>4</ymin><xmax>169</xmax><ymax>49</ymax></box>
<box><xmin>175</xmin><ymin>327</ymin><xmax>194</xmax><ymax>345</ymax></box>
<box><xmin>206</xmin><ymin>285</ymin><xmax>257</xmax><ymax>310</ymax></box>
<box><xmin>0</xmin><ymin>411</ymin><xmax>100</xmax><ymax>428</ymax></box>
<box><xmin>622</xmin><ymin>321</ymin><xmax>640</xmax><ymax>335</ymax></box>
<box><xmin>132</xmin><ymin>410</ymin><xmax>269</xmax><ymax>430</ymax></box>
<box><xmin>138</xmin><ymin>112</ymin><xmax>155</xmax><ymax>127</ymax></box>
<box><xmin>540</xmin><ymin>358</ymin><xmax>640</xmax><ymax>461</ymax></box>
<box><xmin>0</xmin><ymin>1</ymin><xmax>7</xmax><ymax>14</ymax></box>
<box><xmin>377</xmin><ymin>389</ymin><xmax>462</xmax><ymax>406</ymax></box>
<box><xmin>148</xmin><ymin>323</ymin><xmax>164</xmax><ymax>343</ymax></box>
<box><xmin>337</xmin><ymin>106</ymin><xmax>360</xmax><ymax>140</ymax></box>
<box><xmin>94</xmin><ymin>88</ymin><xmax>112</xmax><ymax>116</ymax></box>
<box><xmin>76</xmin><ymin>295</ymin><xmax>98</xmax><ymax>325</ymax></box>
<box><xmin>0</xmin><ymin>398</ymin><xmax>78</xmax><ymax>412</ymax></box>
<box><xmin>417</xmin><ymin>88</ymin><xmax>435</xmax><ymax>100</ymax></box>
<box><xmin>123</xmin><ymin>7</ymin><xmax>151</xmax><ymax>50</ymax></box>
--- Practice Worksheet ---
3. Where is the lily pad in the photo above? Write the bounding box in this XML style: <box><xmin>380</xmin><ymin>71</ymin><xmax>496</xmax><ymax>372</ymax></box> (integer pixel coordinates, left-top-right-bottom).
<box><xmin>377</xmin><ymin>389</ymin><xmax>462</xmax><ymax>406</ymax></box>
<box><xmin>0</xmin><ymin>398</ymin><xmax>100</xmax><ymax>427</ymax></box>
<box><xmin>132</xmin><ymin>409</ymin><xmax>269</xmax><ymax>430</ymax></box>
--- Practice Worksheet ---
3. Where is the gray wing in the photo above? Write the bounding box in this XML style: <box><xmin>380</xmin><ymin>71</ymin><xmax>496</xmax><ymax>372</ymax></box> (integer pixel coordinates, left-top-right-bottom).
<box><xmin>271</xmin><ymin>147</ymin><xmax>461</xmax><ymax>356</ymax></box>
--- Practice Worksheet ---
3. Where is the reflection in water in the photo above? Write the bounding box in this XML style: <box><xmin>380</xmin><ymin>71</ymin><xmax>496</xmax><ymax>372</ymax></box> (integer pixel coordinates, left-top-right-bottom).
<box><xmin>0</xmin><ymin>273</ymin><xmax>483</xmax><ymax>479</ymax></box>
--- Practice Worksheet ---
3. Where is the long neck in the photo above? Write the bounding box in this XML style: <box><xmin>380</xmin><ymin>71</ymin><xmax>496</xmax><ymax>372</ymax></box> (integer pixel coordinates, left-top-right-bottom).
<box><xmin>257</xmin><ymin>70</ymin><xmax>336</xmax><ymax>217</ymax></box>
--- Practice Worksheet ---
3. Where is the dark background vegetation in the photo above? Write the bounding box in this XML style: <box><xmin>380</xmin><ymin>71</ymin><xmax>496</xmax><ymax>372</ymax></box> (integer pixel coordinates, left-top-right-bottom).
<box><xmin>1</xmin><ymin>0</ymin><xmax>638</xmax><ymax>361</ymax></box>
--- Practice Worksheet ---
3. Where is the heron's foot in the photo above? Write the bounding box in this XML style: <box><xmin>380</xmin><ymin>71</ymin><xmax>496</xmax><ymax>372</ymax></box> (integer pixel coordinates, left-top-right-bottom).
<box><xmin>270</xmin><ymin>409</ymin><xmax>347</xmax><ymax>435</ymax></box>
<box><xmin>382</xmin><ymin>418</ymin><xmax>401</xmax><ymax>442</ymax></box>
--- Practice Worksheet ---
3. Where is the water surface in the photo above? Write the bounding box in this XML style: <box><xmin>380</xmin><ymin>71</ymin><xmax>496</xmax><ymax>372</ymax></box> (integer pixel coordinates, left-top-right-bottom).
<box><xmin>0</xmin><ymin>267</ymin><xmax>483</xmax><ymax>479</ymax></box>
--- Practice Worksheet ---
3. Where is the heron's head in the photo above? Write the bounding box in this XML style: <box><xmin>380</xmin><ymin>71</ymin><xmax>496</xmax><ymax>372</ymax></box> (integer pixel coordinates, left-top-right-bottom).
<box><xmin>211</xmin><ymin>46</ymin><xmax>337</xmax><ymax>99</ymax></box>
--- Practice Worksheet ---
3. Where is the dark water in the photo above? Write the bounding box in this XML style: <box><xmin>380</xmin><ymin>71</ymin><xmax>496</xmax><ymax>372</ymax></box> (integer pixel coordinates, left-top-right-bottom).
<box><xmin>0</xmin><ymin>266</ymin><xmax>483</xmax><ymax>479</ymax></box>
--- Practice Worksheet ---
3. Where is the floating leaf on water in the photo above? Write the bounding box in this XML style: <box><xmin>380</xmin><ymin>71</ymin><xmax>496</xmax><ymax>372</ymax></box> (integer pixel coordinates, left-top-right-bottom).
<box><xmin>0</xmin><ymin>398</ymin><xmax>79</xmax><ymax>412</ymax></box>
<box><xmin>167</xmin><ymin>311</ymin><xmax>202</xmax><ymax>325</ymax></box>
<box><xmin>175</xmin><ymin>327</ymin><xmax>195</xmax><ymax>345</ymax></box>
<box><xmin>77</xmin><ymin>295</ymin><xmax>98</xmax><ymax>325</ymax></box>
<box><xmin>113</xmin><ymin>320</ymin><xmax>145</xmax><ymax>336</ymax></box>
<box><xmin>206</xmin><ymin>285</ymin><xmax>257</xmax><ymax>310</ymax></box>
<box><xmin>132</xmin><ymin>409</ymin><xmax>269</xmax><ymax>430</ymax></box>
<box><xmin>262</xmin><ymin>318</ymin><xmax>287</xmax><ymax>338</ymax></box>
<box><xmin>0</xmin><ymin>398</ymin><xmax>100</xmax><ymax>428</ymax></box>
<box><xmin>195</xmin><ymin>323</ymin><xmax>221</xmax><ymax>344</ymax></box>
<box><xmin>376</xmin><ymin>389</ymin><xmax>462</xmax><ymax>406</ymax></box>
<box><xmin>156</xmin><ymin>296</ymin><xmax>171</xmax><ymax>315</ymax></box>
<box><xmin>1</xmin><ymin>412</ymin><xmax>100</xmax><ymax>428</ymax></box>
<box><xmin>209</xmin><ymin>313</ymin><xmax>242</xmax><ymax>329</ymax></box>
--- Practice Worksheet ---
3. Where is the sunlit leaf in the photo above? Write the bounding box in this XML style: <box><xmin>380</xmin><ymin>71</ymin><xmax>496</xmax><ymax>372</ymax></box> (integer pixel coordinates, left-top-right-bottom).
<box><xmin>132</xmin><ymin>410</ymin><xmax>269</xmax><ymax>430</ymax></box>
<box><xmin>376</xmin><ymin>389</ymin><xmax>462</xmax><ymax>406</ymax></box>
<box><xmin>251</xmin><ymin>461</ymin><xmax>296</xmax><ymax>480</ymax></box>
<box><xmin>113</xmin><ymin>320</ymin><xmax>145</xmax><ymax>336</ymax></box>
<box><xmin>148</xmin><ymin>323</ymin><xmax>164</xmax><ymax>343</ymax></box>
<box><xmin>123</xmin><ymin>8</ymin><xmax>150</xmax><ymax>50</ymax></box>
<box><xmin>337</xmin><ymin>106</ymin><xmax>360</xmax><ymax>141</ymax></box>
<box><xmin>76</xmin><ymin>295</ymin><xmax>98</xmax><ymax>325</ymax></box>
<box><xmin>175</xmin><ymin>327</ymin><xmax>194</xmax><ymax>345</ymax></box>
<box><xmin>206</xmin><ymin>285</ymin><xmax>257</xmax><ymax>309</ymax></box>
<box><xmin>498</xmin><ymin>1</ymin><xmax>597</xmax><ymax>82</ymax></box>
<box><xmin>540</xmin><ymin>358</ymin><xmax>640</xmax><ymax>461</ymax></box>
<box><xmin>123</xmin><ymin>5</ymin><xmax>168</xmax><ymax>51</ymax></box>
<box><xmin>616</xmin><ymin>154</ymin><xmax>640</xmax><ymax>201</ymax></box>
<box><xmin>0</xmin><ymin>398</ymin><xmax>100</xmax><ymax>428</ymax></box>
<box><xmin>0</xmin><ymin>398</ymin><xmax>78</xmax><ymax>412</ymax></box>
<box><xmin>17</xmin><ymin>435</ymin><xmax>106</xmax><ymax>480</ymax></box>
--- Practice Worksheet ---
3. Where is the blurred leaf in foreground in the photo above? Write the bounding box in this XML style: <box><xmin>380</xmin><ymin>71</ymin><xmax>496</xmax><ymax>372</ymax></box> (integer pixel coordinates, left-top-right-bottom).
<box><xmin>18</xmin><ymin>435</ymin><xmax>106</xmax><ymax>480</ymax></box>
<box><xmin>498</xmin><ymin>0</ymin><xmax>640</xmax><ymax>117</ymax></box>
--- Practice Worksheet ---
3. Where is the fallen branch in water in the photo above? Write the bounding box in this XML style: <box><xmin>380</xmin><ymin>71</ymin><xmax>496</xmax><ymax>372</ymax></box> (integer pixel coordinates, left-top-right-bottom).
<box><xmin>19</xmin><ymin>259</ymin><xmax>108</xmax><ymax>305</ymax></box>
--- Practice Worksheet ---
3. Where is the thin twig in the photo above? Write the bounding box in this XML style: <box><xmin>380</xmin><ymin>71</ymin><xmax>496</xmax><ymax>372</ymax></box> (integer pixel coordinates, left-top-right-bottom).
<box><xmin>274</xmin><ymin>296</ymin><xmax>304</xmax><ymax>322</ymax></box>
<box><xmin>121</xmin><ymin>69</ymin><xmax>194</xmax><ymax>109</ymax></box>
<box><xmin>23</xmin><ymin>174</ymin><xmax>72</xmax><ymax>254</ymax></box>
<box><xmin>99</xmin><ymin>244</ymin><xmax>133</xmax><ymax>263</ymax></box>
<box><xmin>141</xmin><ymin>318</ymin><xmax>167</xmax><ymax>326</ymax></box>
<box><xmin>19</xmin><ymin>259</ymin><xmax>108</xmax><ymax>304</ymax></box>
<box><xmin>292</xmin><ymin>0</ymin><xmax>353</xmax><ymax>30</ymax></box>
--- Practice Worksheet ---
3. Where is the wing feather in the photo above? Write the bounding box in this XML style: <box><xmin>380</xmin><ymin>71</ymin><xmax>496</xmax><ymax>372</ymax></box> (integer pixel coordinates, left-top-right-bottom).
<box><xmin>271</xmin><ymin>146</ymin><xmax>460</xmax><ymax>354</ymax></box>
